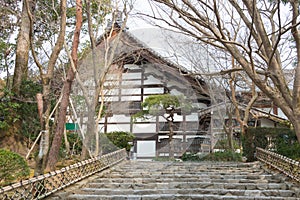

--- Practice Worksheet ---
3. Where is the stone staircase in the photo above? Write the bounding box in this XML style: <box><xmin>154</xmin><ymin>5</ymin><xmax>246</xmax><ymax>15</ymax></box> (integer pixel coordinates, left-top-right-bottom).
<box><xmin>47</xmin><ymin>160</ymin><xmax>300</xmax><ymax>200</ymax></box>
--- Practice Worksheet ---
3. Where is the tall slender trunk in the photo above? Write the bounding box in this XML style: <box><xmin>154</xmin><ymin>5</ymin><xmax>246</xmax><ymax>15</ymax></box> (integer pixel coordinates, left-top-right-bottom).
<box><xmin>3</xmin><ymin>0</ymin><xmax>33</xmax><ymax>157</ymax></box>
<box><xmin>167</xmin><ymin>108</ymin><xmax>175</xmax><ymax>159</ymax></box>
<box><xmin>46</xmin><ymin>80</ymin><xmax>71</xmax><ymax>170</ymax></box>
<box><xmin>46</xmin><ymin>0</ymin><xmax>82</xmax><ymax>171</ymax></box>
<box><xmin>224</xmin><ymin>106</ymin><xmax>234</xmax><ymax>151</ymax></box>
<box><xmin>79</xmin><ymin>100</ymin><xmax>96</xmax><ymax>160</ymax></box>
<box><xmin>291</xmin><ymin>118</ymin><xmax>300</xmax><ymax>143</ymax></box>
<box><xmin>168</xmin><ymin>120</ymin><xmax>174</xmax><ymax>159</ymax></box>
<box><xmin>35</xmin><ymin>84</ymin><xmax>51</xmax><ymax>175</ymax></box>
<box><xmin>12</xmin><ymin>0</ymin><xmax>33</xmax><ymax>95</ymax></box>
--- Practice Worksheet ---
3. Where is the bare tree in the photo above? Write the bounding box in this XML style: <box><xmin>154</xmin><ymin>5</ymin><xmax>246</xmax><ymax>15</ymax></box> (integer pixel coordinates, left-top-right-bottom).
<box><xmin>72</xmin><ymin>3</ymin><xmax>132</xmax><ymax>159</ymax></box>
<box><xmin>146</xmin><ymin>0</ymin><xmax>300</xmax><ymax>142</ymax></box>
<box><xmin>159</xmin><ymin>30</ymin><xmax>254</xmax><ymax>149</ymax></box>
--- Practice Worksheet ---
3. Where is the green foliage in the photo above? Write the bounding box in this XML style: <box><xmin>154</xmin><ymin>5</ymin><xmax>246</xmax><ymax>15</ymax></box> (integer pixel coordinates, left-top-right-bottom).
<box><xmin>105</xmin><ymin>131</ymin><xmax>135</xmax><ymax>151</ymax></box>
<box><xmin>19</xmin><ymin>80</ymin><xmax>42</xmax><ymax>98</ymax></box>
<box><xmin>0</xmin><ymin>0</ymin><xmax>20</xmax><ymax>39</ymax></box>
<box><xmin>203</xmin><ymin>151</ymin><xmax>243</xmax><ymax>162</ymax></box>
<box><xmin>275</xmin><ymin>134</ymin><xmax>300</xmax><ymax>160</ymax></box>
<box><xmin>89</xmin><ymin>0</ymin><xmax>112</xmax><ymax>25</ymax></box>
<box><xmin>181</xmin><ymin>151</ymin><xmax>242</xmax><ymax>162</ymax></box>
<box><xmin>142</xmin><ymin>94</ymin><xmax>180</xmax><ymax>111</ymax></box>
<box><xmin>0</xmin><ymin>149</ymin><xmax>30</xmax><ymax>186</ymax></box>
<box><xmin>19</xmin><ymin>80</ymin><xmax>42</xmax><ymax>140</ymax></box>
<box><xmin>242</xmin><ymin>127</ymin><xmax>296</xmax><ymax>161</ymax></box>
<box><xmin>67</xmin><ymin>132</ymin><xmax>83</xmax><ymax>154</ymax></box>
<box><xmin>0</xmin><ymin>80</ymin><xmax>42</xmax><ymax>144</ymax></box>
<box><xmin>100</xmin><ymin>133</ymin><xmax>119</xmax><ymax>154</ymax></box>
<box><xmin>59</xmin><ymin>132</ymin><xmax>83</xmax><ymax>159</ymax></box>
<box><xmin>181</xmin><ymin>153</ymin><xmax>204</xmax><ymax>161</ymax></box>
<box><xmin>152</xmin><ymin>157</ymin><xmax>178</xmax><ymax>162</ymax></box>
<box><xmin>214</xmin><ymin>139</ymin><xmax>240</xmax><ymax>150</ymax></box>
<box><xmin>100</xmin><ymin>131</ymin><xmax>135</xmax><ymax>154</ymax></box>
<box><xmin>0</xmin><ymin>88</ymin><xmax>21</xmax><ymax>130</ymax></box>
<box><xmin>0</xmin><ymin>40</ymin><xmax>15</xmax><ymax>74</ymax></box>
<box><xmin>133</xmin><ymin>94</ymin><xmax>192</xmax><ymax>121</ymax></box>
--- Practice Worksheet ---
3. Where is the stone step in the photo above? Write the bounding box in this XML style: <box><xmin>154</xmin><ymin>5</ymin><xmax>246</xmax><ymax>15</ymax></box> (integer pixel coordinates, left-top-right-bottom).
<box><xmin>86</xmin><ymin>181</ymin><xmax>292</xmax><ymax>190</ymax></box>
<box><xmin>104</xmin><ymin>172</ymin><xmax>274</xmax><ymax>179</ymax></box>
<box><xmin>46</xmin><ymin>160</ymin><xmax>300</xmax><ymax>200</ymax></box>
<box><xmin>65</xmin><ymin>194</ymin><xmax>299</xmax><ymax>200</ymax></box>
<box><xmin>92</xmin><ymin>176</ymin><xmax>284</xmax><ymax>184</ymax></box>
<box><xmin>116</xmin><ymin>166</ymin><xmax>263</xmax><ymax>172</ymax></box>
<box><xmin>115</xmin><ymin>163</ymin><xmax>262</xmax><ymax>171</ymax></box>
<box><xmin>108</xmin><ymin>170</ymin><xmax>266</xmax><ymax>176</ymax></box>
<box><xmin>116</xmin><ymin>165</ymin><xmax>262</xmax><ymax>169</ymax></box>
<box><xmin>74</xmin><ymin>188</ymin><xmax>297</xmax><ymax>197</ymax></box>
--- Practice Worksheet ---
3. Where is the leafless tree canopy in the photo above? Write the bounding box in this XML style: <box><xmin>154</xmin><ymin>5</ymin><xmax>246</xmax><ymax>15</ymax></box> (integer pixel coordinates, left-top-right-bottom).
<box><xmin>144</xmin><ymin>0</ymin><xmax>300</xmax><ymax>142</ymax></box>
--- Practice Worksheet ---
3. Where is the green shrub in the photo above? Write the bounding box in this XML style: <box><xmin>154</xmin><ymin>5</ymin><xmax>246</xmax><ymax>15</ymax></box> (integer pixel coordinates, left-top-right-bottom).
<box><xmin>0</xmin><ymin>149</ymin><xmax>30</xmax><ymax>186</ymax></box>
<box><xmin>0</xmin><ymin>81</ymin><xmax>42</xmax><ymax>139</ymax></box>
<box><xmin>275</xmin><ymin>134</ymin><xmax>300</xmax><ymax>160</ymax></box>
<box><xmin>214</xmin><ymin>139</ymin><xmax>241</xmax><ymax>150</ymax></box>
<box><xmin>59</xmin><ymin>132</ymin><xmax>83</xmax><ymax>159</ymax></box>
<box><xmin>181</xmin><ymin>153</ymin><xmax>204</xmax><ymax>162</ymax></box>
<box><xmin>101</xmin><ymin>131</ymin><xmax>135</xmax><ymax>154</ymax></box>
<box><xmin>152</xmin><ymin>157</ymin><xmax>178</xmax><ymax>162</ymax></box>
<box><xmin>203</xmin><ymin>151</ymin><xmax>242</xmax><ymax>162</ymax></box>
<box><xmin>19</xmin><ymin>80</ymin><xmax>42</xmax><ymax>139</ymax></box>
<box><xmin>242</xmin><ymin>127</ymin><xmax>297</xmax><ymax>161</ymax></box>
<box><xmin>0</xmin><ymin>89</ymin><xmax>21</xmax><ymax>130</ymax></box>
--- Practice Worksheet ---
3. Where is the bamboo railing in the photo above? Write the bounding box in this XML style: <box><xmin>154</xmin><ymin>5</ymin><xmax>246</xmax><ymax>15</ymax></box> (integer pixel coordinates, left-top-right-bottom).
<box><xmin>0</xmin><ymin>148</ymin><xmax>127</xmax><ymax>200</ymax></box>
<box><xmin>256</xmin><ymin>147</ymin><xmax>300</xmax><ymax>183</ymax></box>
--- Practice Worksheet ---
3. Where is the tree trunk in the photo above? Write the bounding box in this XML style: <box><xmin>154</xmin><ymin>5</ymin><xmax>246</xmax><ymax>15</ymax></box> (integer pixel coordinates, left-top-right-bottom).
<box><xmin>291</xmin><ymin>118</ymin><xmax>300</xmax><ymax>143</ymax></box>
<box><xmin>34</xmin><ymin>84</ymin><xmax>51</xmax><ymax>175</ymax></box>
<box><xmin>167</xmin><ymin>108</ymin><xmax>175</xmax><ymax>159</ymax></box>
<box><xmin>63</xmin><ymin>126</ymin><xmax>70</xmax><ymax>155</ymax></box>
<box><xmin>46</xmin><ymin>83</ymin><xmax>70</xmax><ymax>170</ymax></box>
<box><xmin>12</xmin><ymin>0</ymin><xmax>33</xmax><ymax>95</ymax></box>
<box><xmin>168</xmin><ymin>120</ymin><xmax>174</xmax><ymax>159</ymax></box>
<box><xmin>84</xmin><ymin>106</ymin><xmax>96</xmax><ymax>157</ymax></box>
<box><xmin>225</xmin><ymin>107</ymin><xmax>234</xmax><ymax>151</ymax></box>
<box><xmin>3</xmin><ymin>0</ymin><xmax>34</xmax><ymax>157</ymax></box>
<box><xmin>46</xmin><ymin>0</ymin><xmax>82</xmax><ymax>171</ymax></box>
<box><xmin>22</xmin><ymin>0</ymin><xmax>67</xmax><ymax>175</ymax></box>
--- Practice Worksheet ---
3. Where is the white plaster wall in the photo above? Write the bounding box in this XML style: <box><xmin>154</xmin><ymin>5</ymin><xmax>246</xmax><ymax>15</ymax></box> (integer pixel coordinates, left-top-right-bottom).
<box><xmin>121</xmin><ymin>96</ymin><xmax>141</xmax><ymax>101</ymax></box>
<box><xmin>107</xmin><ymin>115</ymin><xmax>131</xmax><ymax>123</ymax></box>
<box><xmin>186</xmin><ymin>113</ymin><xmax>199</xmax><ymax>121</ymax></box>
<box><xmin>144</xmin><ymin>87</ymin><xmax>164</xmax><ymax>94</ymax></box>
<box><xmin>121</xmin><ymin>88</ymin><xmax>141</xmax><ymax>95</ymax></box>
<box><xmin>144</xmin><ymin>75</ymin><xmax>161</xmax><ymax>85</ymax></box>
<box><xmin>137</xmin><ymin>141</ymin><xmax>156</xmax><ymax>157</ymax></box>
<box><xmin>133</xmin><ymin>123</ymin><xmax>156</xmax><ymax>133</ymax></box>
<box><xmin>107</xmin><ymin>124</ymin><xmax>131</xmax><ymax>132</ymax></box>
<box><xmin>260</xmin><ymin>118</ymin><xmax>275</xmax><ymax>127</ymax></box>
<box><xmin>122</xmin><ymin>72</ymin><xmax>141</xmax><ymax>80</ymax></box>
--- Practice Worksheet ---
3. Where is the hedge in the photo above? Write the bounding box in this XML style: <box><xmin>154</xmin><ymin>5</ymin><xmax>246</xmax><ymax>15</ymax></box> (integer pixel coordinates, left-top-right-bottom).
<box><xmin>242</xmin><ymin>127</ymin><xmax>299</xmax><ymax>161</ymax></box>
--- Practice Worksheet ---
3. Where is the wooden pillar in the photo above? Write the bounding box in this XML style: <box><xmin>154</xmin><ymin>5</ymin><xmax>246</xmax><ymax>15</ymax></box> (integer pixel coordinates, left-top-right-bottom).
<box><xmin>155</xmin><ymin>115</ymin><xmax>159</xmax><ymax>157</ymax></box>
<box><xmin>141</xmin><ymin>66</ymin><xmax>145</xmax><ymax>102</ymax></box>
<box><xmin>183</xmin><ymin>114</ymin><xmax>187</xmax><ymax>154</ymax></box>
<box><xmin>104</xmin><ymin>115</ymin><xmax>108</xmax><ymax>133</ymax></box>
